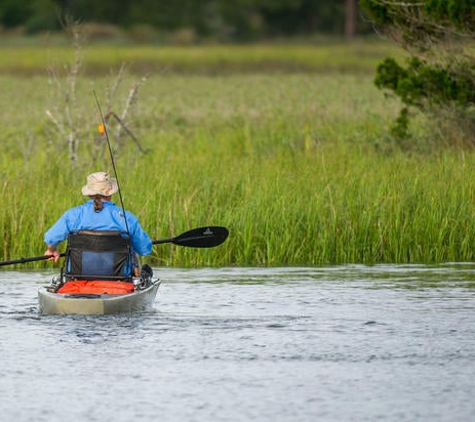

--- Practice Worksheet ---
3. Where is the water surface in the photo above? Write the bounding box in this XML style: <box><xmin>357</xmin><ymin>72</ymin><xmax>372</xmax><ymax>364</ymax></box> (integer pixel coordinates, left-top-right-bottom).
<box><xmin>1</xmin><ymin>265</ymin><xmax>475</xmax><ymax>421</ymax></box>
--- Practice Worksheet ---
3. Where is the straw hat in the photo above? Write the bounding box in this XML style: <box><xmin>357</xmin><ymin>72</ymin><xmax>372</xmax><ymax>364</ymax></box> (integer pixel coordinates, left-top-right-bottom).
<box><xmin>81</xmin><ymin>172</ymin><xmax>118</xmax><ymax>196</ymax></box>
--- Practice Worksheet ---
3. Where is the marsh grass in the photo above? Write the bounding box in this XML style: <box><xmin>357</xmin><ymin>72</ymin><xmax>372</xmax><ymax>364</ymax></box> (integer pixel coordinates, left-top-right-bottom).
<box><xmin>0</xmin><ymin>41</ymin><xmax>405</xmax><ymax>76</ymax></box>
<box><xmin>1</xmin><ymin>43</ymin><xmax>474</xmax><ymax>267</ymax></box>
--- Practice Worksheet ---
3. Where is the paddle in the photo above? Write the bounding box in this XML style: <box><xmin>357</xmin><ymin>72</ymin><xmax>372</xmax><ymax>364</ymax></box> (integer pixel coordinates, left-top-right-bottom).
<box><xmin>0</xmin><ymin>226</ymin><xmax>229</xmax><ymax>267</ymax></box>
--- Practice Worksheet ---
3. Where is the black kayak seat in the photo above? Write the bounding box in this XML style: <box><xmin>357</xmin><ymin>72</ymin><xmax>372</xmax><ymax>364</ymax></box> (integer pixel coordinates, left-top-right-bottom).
<box><xmin>63</xmin><ymin>230</ymin><xmax>133</xmax><ymax>281</ymax></box>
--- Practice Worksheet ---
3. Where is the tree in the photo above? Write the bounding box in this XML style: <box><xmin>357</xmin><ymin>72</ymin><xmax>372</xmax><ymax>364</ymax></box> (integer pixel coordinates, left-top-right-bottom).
<box><xmin>360</xmin><ymin>0</ymin><xmax>475</xmax><ymax>148</ymax></box>
<box><xmin>0</xmin><ymin>0</ymin><xmax>32</xmax><ymax>27</ymax></box>
<box><xmin>345</xmin><ymin>0</ymin><xmax>356</xmax><ymax>38</ymax></box>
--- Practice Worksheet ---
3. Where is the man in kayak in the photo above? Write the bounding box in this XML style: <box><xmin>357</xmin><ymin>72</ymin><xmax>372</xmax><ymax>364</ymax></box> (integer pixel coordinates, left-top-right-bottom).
<box><xmin>44</xmin><ymin>171</ymin><xmax>152</xmax><ymax>277</ymax></box>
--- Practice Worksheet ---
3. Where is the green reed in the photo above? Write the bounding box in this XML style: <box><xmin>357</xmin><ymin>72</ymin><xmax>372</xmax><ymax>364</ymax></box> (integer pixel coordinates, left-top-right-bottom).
<box><xmin>0</xmin><ymin>46</ymin><xmax>474</xmax><ymax>267</ymax></box>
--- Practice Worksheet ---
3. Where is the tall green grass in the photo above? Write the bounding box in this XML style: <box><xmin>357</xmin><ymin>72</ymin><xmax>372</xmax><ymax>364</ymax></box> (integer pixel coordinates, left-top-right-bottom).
<box><xmin>0</xmin><ymin>44</ymin><xmax>474</xmax><ymax>267</ymax></box>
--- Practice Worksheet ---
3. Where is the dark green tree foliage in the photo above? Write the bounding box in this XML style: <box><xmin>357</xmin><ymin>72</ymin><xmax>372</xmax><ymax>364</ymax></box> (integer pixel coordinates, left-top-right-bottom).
<box><xmin>424</xmin><ymin>0</ymin><xmax>475</xmax><ymax>31</ymax></box>
<box><xmin>361</xmin><ymin>0</ymin><xmax>475</xmax><ymax>146</ymax></box>
<box><xmin>375</xmin><ymin>58</ymin><xmax>475</xmax><ymax>107</ymax></box>
<box><xmin>25</xmin><ymin>0</ymin><xmax>61</xmax><ymax>33</ymax></box>
<box><xmin>361</xmin><ymin>0</ymin><xmax>475</xmax><ymax>45</ymax></box>
<box><xmin>0</xmin><ymin>0</ymin><xmax>370</xmax><ymax>40</ymax></box>
<box><xmin>0</xmin><ymin>0</ymin><xmax>32</xmax><ymax>27</ymax></box>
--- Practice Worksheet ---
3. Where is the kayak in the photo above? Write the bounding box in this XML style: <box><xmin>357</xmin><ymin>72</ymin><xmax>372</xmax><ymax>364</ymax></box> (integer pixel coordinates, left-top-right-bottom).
<box><xmin>2</xmin><ymin>226</ymin><xmax>229</xmax><ymax>315</ymax></box>
<box><xmin>38</xmin><ymin>279</ymin><xmax>161</xmax><ymax>315</ymax></box>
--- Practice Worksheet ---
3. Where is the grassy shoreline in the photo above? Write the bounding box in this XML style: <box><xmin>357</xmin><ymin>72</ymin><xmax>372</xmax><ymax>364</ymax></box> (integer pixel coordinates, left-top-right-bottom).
<box><xmin>1</xmin><ymin>43</ymin><xmax>473</xmax><ymax>268</ymax></box>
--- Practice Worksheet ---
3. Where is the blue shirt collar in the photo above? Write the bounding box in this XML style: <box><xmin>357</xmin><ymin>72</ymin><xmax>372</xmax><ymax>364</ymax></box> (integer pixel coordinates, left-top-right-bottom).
<box><xmin>86</xmin><ymin>199</ymin><xmax>116</xmax><ymax>206</ymax></box>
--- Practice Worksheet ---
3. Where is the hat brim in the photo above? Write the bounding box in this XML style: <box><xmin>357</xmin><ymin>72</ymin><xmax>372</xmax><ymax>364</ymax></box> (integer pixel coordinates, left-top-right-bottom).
<box><xmin>81</xmin><ymin>179</ymin><xmax>119</xmax><ymax>196</ymax></box>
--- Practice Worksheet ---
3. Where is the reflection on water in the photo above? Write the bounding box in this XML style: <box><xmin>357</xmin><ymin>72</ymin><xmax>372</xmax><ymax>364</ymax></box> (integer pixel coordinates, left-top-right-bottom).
<box><xmin>1</xmin><ymin>264</ymin><xmax>475</xmax><ymax>422</ymax></box>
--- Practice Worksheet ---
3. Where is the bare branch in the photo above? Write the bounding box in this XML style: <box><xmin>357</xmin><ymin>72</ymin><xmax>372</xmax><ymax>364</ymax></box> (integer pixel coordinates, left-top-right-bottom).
<box><xmin>104</xmin><ymin>111</ymin><xmax>150</xmax><ymax>154</ymax></box>
<box><xmin>45</xmin><ymin>110</ymin><xmax>67</xmax><ymax>136</ymax></box>
<box><xmin>106</xmin><ymin>62</ymin><xmax>126</xmax><ymax>111</ymax></box>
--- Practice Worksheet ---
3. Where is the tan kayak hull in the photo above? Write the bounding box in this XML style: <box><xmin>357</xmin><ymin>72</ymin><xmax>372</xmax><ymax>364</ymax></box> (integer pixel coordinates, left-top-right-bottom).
<box><xmin>38</xmin><ymin>281</ymin><xmax>160</xmax><ymax>315</ymax></box>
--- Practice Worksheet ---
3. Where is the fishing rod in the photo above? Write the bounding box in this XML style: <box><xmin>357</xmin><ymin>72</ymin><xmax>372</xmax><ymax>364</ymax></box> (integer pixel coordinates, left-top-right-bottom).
<box><xmin>92</xmin><ymin>91</ymin><xmax>131</xmax><ymax>238</ymax></box>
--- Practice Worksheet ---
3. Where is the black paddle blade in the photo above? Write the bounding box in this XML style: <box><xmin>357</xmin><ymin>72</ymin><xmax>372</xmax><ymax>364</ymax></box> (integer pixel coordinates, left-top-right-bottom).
<box><xmin>172</xmin><ymin>226</ymin><xmax>229</xmax><ymax>248</ymax></box>
<box><xmin>153</xmin><ymin>226</ymin><xmax>229</xmax><ymax>248</ymax></box>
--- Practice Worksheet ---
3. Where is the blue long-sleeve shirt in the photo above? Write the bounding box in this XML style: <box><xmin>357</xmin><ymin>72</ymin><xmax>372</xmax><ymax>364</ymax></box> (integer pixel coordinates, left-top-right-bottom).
<box><xmin>44</xmin><ymin>200</ymin><xmax>152</xmax><ymax>256</ymax></box>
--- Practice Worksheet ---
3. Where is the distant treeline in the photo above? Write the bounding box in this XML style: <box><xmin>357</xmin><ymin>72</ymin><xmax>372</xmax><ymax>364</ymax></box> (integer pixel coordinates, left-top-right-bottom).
<box><xmin>0</xmin><ymin>0</ymin><xmax>372</xmax><ymax>41</ymax></box>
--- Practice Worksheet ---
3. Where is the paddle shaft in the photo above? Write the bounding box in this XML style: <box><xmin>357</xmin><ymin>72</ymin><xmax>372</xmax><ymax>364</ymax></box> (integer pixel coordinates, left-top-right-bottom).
<box><xmin>0</xmin><ymin>253</ymin><xmax>66</xmax><ymax>266</ymax></box>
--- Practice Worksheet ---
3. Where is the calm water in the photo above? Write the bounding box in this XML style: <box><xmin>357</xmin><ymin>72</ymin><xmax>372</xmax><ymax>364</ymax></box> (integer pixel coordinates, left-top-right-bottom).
<box><xmin>1</xmin><ymin>264</ymin><xmax>475</xmax><ymax>422</ymax></box>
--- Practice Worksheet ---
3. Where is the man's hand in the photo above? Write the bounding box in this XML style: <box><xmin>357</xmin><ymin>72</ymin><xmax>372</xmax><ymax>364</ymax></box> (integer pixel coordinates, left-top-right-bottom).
<box><xmin>44</xmin><ymin>245</ymin><xmax>60</xmax><ymax>262</ymax></box>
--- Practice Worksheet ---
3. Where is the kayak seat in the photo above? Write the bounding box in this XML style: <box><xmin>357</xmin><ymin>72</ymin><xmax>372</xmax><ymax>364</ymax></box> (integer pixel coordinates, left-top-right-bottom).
<box><xmin>62</xmin><ymin>230</ymin><xmax>133</xmax><ymax>282</ymax></box>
